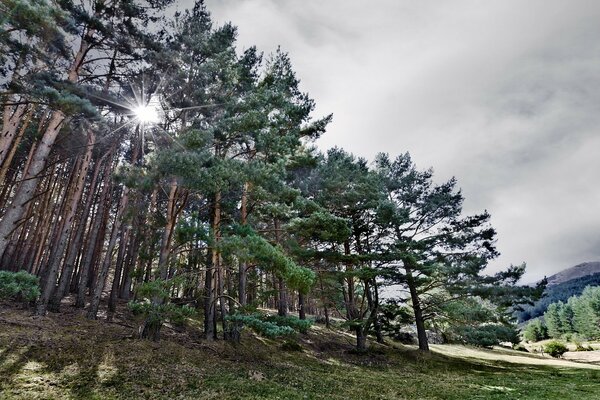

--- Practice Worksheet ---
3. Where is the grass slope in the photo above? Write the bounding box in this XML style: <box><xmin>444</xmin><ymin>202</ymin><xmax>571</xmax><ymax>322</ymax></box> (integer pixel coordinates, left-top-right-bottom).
<box><xmin>1</xmin><ymin>303</ymin><xmax>600</xmax><ymax>400</ymax></box>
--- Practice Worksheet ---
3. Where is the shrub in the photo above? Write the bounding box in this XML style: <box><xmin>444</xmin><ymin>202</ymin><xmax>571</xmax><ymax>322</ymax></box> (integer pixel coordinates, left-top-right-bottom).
<box><xmin>264</xmin><ymin>315</ymin><xmax>313</xmax><ymax>334</ymax></box>
<box><xmin>226</xmin><ymin>313</ymin><xmax>295</xmax><ymax>338</ymax></box>
<box><xmin>544</xmin><ymin>340</ymin><xmax>568</xmax><ymax>358</ymax></box>
<box><xmin>128</xmin><ymin>278</ymin><xmax>196</xmax><ymax>340</ymax></box>
<box><xmin>225</xmin><ymin>313</ymin><xmax>314</xmax><ymax>339</ymax></box>
<box><xmin>0</xmin><ymin>270</ymin><xmax>40</xmax><ymax>302</ymax></box>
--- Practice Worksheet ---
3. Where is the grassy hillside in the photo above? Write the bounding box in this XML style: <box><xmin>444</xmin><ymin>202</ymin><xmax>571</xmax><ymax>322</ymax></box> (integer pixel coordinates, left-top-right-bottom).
<box><xmin>1</xmin><ymin>303</ymin><xmax>600</xmax><ymax>400</ymax></box>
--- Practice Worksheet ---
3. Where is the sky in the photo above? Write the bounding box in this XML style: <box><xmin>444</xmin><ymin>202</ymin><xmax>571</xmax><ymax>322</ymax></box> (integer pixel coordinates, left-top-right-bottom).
<box><xmin>197</xmin><ymin>0</ymin><xmax>600</xmax><ymax>283</ymax></box>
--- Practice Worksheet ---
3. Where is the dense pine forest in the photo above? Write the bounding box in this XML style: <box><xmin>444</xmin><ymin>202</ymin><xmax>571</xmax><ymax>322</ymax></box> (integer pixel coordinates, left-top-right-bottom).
<box><xmin>0</xmin><ymin>0</ymin><xmax>545</xmax><ymax>349</ymax></box>
<box><xmin>7</xmin><ymin>2</ymin><xmax>600</xmax><ymax>398</ymax></box>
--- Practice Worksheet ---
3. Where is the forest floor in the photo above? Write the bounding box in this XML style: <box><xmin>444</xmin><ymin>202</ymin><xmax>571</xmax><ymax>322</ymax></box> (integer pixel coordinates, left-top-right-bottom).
<box><xmin>1</xmin><ymin>301</ymin><xmax>600</xmax><ymax>400</ymax></box>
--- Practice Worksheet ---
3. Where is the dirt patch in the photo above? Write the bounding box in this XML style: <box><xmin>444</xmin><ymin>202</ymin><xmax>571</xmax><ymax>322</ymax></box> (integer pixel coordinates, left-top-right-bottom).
<box><xmin>563</xmin><ymin>351</ymin><xmax>600</xmax><ymax>364</ymax></box>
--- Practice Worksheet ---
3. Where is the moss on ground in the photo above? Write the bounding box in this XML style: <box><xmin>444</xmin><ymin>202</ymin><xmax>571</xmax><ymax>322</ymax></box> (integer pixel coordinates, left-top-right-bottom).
<box><xmin>1</xmin><ymin>303</ymin><xmax>600</xmax><ymax>400</ymax></box>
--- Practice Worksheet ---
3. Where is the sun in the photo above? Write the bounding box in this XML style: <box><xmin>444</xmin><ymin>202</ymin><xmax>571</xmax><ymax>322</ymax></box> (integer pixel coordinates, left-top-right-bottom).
<box><xmin>133</xmin><ymin>103</ymin><xmax>160</xmax><ymax>124</ymax></box>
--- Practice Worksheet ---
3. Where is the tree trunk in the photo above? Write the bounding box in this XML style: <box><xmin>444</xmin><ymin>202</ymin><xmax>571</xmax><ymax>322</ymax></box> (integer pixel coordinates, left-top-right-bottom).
<box><xmin>107</xmin><ymin>227</ymin><xmax>129</xmax><ymax>318</ymax></box>
<box><xmin>203</xmin><ymin>191</ymin><xmax>220</xmax><ymax>340</ymax></box>
<box><xmin>406</xmin><ymin>265</ymin><xmax>429</xmax><ymax>351</ymax></box>
<box><xmin>356</xmin><ymin>326</ymin><xmax>367</xmax><ymax>352</ymax></box>
<box><xmin>0</xmin><ymin>102</ymin><xmax>29</xmax><ymax>168</ymax></box>
<box><xmin>0</xmin><ymin>106</ymin><xmax>33</xmax><ymax>184</ymax></box>
<box><xmin>278</xmin><ymin>276</ymin><xmax>288</xmax><ymax>317</ymax></box>
<box><xmin>274</xmin><ymin>219</ymin><xmax>288</xmax><ymax>317</ymax></box>
<box><xmin>238</xmin><ymin>181</ymin><xmax>249</xmax><ymax>306</ymax></box>
<box><xmin>298</xmin><ymin>292</ymin><xmax>306</xmax><ymax>320</ymax></box>
<box><xmin>157</xmin><ymin>179</ymin><xmax>179</xmax><ymax>280</ymax></box>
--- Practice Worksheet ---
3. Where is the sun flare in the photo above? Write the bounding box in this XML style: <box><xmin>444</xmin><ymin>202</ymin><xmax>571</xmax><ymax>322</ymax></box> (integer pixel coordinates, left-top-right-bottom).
<box><xmin>133</xmin><ymin>103</ymin><xmax>160</xmax><ymax>124</ymax></box>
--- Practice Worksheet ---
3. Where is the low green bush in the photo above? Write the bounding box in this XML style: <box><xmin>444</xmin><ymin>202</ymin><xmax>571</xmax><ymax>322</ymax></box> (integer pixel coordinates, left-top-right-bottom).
<box><xmin>226</xmin><ymin>314</ymin><xmax>295</xmax><ymax>338</ymax></box>
<box><xmin>264</xmin><ymin>315</ymin><xmax>313</xmax><ymax>334</ymax></box>
<box><xmin>226</xmin><ymin>313</ymin><xmax>314</xmax><ymax>338</ymax></box>
<box><xmin>0</xmin><ymin>270</ymin><xmax>40</xmax><ymax>302</ymax></box>
<box><xmin>544</xmin><ymin>340</ymin><xmax>568</xmax><ymax>358</ymax></box>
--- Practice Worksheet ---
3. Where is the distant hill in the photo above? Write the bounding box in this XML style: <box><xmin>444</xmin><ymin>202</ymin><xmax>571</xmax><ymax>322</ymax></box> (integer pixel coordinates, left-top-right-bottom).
<box><xmin>518</xmin><ymin>261</ymin><xmax>600</xmax><ymax>323</ymax></box>
<box><xmin>546</xmin><ymin>262</ymin><xmax>600</xmax><ymax>286</ymax></box>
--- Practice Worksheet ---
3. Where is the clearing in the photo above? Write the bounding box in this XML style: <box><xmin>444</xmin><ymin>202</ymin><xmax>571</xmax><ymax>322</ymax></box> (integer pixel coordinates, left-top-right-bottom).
<box><xmin>1</xmin><ymin>302</ymin><xmax>600</xmax><ymax>400</ymax></box>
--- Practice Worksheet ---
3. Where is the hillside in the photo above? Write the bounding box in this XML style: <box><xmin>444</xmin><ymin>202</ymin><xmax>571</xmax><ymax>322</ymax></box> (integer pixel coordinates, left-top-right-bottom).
<box><xmin>518</xmin><ymin>262</ymin><xmax>600</xmax><ymax>322</ymax></box>
<box><xmin>546</xmin><ymin>262</ymin><xmax>600</xmax><ymax>286</ymax></box>
<box><xmin>1</xmin><ymin>302</ymin><xmax>600</xmax><ymax>400</ymax></box>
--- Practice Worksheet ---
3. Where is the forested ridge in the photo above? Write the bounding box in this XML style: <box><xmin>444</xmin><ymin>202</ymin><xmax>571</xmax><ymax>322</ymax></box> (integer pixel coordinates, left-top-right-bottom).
<box><xmin>0</xmin><ymin>0</ymin><xmax>545</xmax><ymax>362</ymax></box>
<box><xmin>518</xmin><ymin>272</ymin><xmax>600</xmax><ymax>323</ymax></box>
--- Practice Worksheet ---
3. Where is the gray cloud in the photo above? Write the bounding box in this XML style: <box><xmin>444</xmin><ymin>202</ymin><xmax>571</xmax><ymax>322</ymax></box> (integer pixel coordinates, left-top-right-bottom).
<box><xmin>204</xmin><ymin>0</ymin><xmax>600</xmax><ymax>282</ymax></box>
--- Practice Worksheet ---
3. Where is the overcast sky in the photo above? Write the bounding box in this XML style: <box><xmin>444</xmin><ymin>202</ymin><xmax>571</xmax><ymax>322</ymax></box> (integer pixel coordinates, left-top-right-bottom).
<box><xmin>201</xmin><ymin>0</ymin><xmax>600</xmax><ymax>282</ymax></box>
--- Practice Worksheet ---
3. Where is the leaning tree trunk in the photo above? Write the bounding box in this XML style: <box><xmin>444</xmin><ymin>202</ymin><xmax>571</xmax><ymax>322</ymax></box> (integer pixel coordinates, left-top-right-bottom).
<box><xmin>0</xmin><ymin>106</ymin><xmax>33</xmax><ymax>184</ymax></box>
<box><xmin>157</xmin><ymin>179</ymin><xmax>179</xmax><ymax>280</ymax></box>
<box><xmin>406</xmin><ymin>265</ymin><xmax>429</xmax><ymax>351</ymax></box>
<box><xmin>0</xmin><ymin>102</ymin><xmax>29</xmax><ymax>168</ymax></box>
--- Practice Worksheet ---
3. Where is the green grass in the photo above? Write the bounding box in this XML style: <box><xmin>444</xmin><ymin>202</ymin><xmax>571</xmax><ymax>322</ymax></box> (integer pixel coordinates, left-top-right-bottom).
<box><xmin>1</xmin><ymin>306</ymin><xmax>600</xmax><ymax>399</ymax></box>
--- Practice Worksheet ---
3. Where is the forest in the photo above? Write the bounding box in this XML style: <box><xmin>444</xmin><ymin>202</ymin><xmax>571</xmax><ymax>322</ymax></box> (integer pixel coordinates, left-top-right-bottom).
<box><xmin>0</xmin><ymin>0</ymin><xmax>547</xmax><ymax>366</ymax></box>
<box><xmin>524</xmin><ymin>285</ymin><xmax>600</xmax><ymax>343</ymax></box>
<box><xmin>518</xmin><ymin>272</ymin><xmax>600</xmax><ymax>323</ymax></box>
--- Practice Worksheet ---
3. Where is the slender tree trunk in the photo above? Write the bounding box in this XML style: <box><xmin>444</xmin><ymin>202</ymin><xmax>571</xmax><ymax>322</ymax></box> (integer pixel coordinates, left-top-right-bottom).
<box><xmin>29</xmin><ymin>164</ymin><xmax>60</xmax><ymax>275</ymax></box>
<box><xmin>107</xmin><ymin>228</ymin><xmax>129</xmax><ymax>318</ymax></box>
<box><xmin>238</xmin><ymin>181</ymin><xmax>249</xmax><ymax>306</ymax></box>
<box><xmin>120</xmin><ymin>227</ymin><xmax>141</xmax><ymax>300</ymax></box>
<box><xmin>204</xmin><ymin>191</ymin><xmax>220</xmax><ymax>340</ymax></box>
<box><xmin>0</xmin><ymin>103</ymin><xmax>29</xmax><ymax>167</ymax></box>
<box><xmin>406</xmin><ymin>265</ymin><xmax>429</xmax><ymax>351</ymax></box>
<box><xmin>157</xmin><ymin>179</ymin><xmax>179</xmax><ymax>280</ymax></box>
<box><xmin>274</xmin><ymin>219</ymin><xmax>288</xmax><ymax>317</ymax></box>
<box><xmin>0</xmin><ymin>106</ymin><xmax>33</xmax><ymax>184</ymax></box>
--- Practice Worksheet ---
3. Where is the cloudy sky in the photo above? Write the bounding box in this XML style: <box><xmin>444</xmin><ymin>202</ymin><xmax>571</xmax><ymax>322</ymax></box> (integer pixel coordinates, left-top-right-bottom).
<box><xmin>201</xmin><ymin>0</ymin><xmax>600</xmax><ymax>282</ymax></box>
